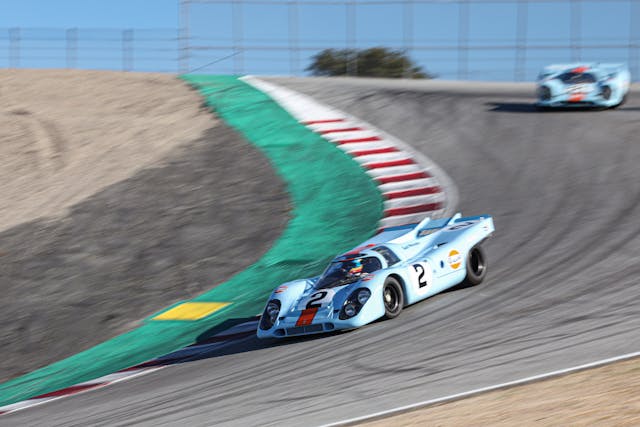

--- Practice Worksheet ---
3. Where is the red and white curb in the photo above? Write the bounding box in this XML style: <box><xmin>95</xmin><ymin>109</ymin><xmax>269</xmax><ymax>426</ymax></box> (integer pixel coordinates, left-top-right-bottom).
<box><xmin>0</xmin><ymin>318</ymin><xmax>259</xmax><ymax>416</ymax></box>
<box><xmin>241</xmin><ymin>76</ymin><xmax>459</xmax><ymax>230</ymax></box>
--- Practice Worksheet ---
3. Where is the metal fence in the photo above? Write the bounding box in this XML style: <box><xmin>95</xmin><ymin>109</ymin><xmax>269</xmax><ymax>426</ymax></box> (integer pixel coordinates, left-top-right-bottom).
<box><xmin>2</xmin><ymin>0</ymin><xmax>639</xmax><ymax>80</ymax></box>
<box><xmin>0</xmin><ymin>28</ymin><xmax>179</xmax><ymax>72</ymax></box>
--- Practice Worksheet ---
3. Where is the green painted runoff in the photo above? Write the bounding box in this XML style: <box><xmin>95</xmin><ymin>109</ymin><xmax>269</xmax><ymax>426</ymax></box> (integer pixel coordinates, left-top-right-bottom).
<box><xmin>0</xmin><ymin>76</ymin><xmax>383</xmax><ymax>406</ymax></box>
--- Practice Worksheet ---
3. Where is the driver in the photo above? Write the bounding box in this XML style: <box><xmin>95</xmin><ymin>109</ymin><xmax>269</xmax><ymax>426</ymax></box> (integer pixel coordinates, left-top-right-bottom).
<box><xmin>346</xmin><ymin>258</ymin><xmax>364</xmax><ymax>277</ymax></box>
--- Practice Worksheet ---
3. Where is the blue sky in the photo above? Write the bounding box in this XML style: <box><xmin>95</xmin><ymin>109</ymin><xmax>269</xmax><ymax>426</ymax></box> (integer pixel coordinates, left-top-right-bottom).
<box><xmin>0</xmin><ymin>0</ymin><xmax>637</xmax><ymax>80</ymax></box>
<box><xmin>0</xmin><ymin>0</ymin><xmax>178</xmax><ymax>28</ymax></box>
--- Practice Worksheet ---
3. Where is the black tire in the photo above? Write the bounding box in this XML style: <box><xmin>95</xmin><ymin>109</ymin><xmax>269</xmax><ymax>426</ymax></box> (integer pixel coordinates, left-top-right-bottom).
<box><xmin>611</xmin><ymin>94</ymin><xmax>627</xmax><ymax>109</ymax></box>
<box><xmin>382</xmin><ymin>277</ymin><xmax>404</xmax><ymax>319</ymax></box>
<box><xmin>462</xmin><ymin>245</ymin><xmax>488</xmax><ymax>287</ymax></box>
<box><xmin>535</xmin><ymin>105</ymin><xmax>550</xmax><ymax>112</ymax></box>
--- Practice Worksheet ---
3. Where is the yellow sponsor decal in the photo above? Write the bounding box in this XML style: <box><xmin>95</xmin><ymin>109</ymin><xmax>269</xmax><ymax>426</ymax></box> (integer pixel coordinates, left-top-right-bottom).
<box><xmin>448</xmin><ymin>250</ymin><xmax>462</xmax><ymax>269</ymax></box>
<box><xmin>152</xmin><ymin>302</ymin><xmax>231</xmax><ymax>321</ymax></box>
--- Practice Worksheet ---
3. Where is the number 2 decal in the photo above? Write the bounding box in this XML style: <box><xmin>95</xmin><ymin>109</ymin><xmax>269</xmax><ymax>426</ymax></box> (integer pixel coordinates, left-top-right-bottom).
<box><xmin>412</xmin><ymin>264</ymin><xmax>428</xmax><ymax>288</ymax></box>
<box><xmin>297</xmin><ymin>289</ymin><xmax>336</xmax><ymax>311</ymax></box>
<box><xmin>306</xmin><ymin>291</ymin><xmax>328</xmax><ymax>309</ymax></box>
<box><xmin>411</xmin><ymin>261</ymin><xmax>432</xmax><ymax>296</ymax></box>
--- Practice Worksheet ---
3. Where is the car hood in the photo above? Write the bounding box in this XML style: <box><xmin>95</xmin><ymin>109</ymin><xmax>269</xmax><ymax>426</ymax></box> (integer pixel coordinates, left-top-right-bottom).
<box><xmin>562</xmin><ymin>82</ymin><xmax>598</xmax><ymax>94</ymax></box>
<box><xmin>282</xmin><ymin>280</ymin><xmax>367</xmax><ymax>321</ymax></box>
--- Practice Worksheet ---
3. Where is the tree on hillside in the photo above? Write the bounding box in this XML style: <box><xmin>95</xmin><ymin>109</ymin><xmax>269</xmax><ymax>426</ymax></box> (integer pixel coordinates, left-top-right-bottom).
<box><xmin>306</xmin><ymin>47</ymin><xmax>431</xmax><ymax>79</ymax></box>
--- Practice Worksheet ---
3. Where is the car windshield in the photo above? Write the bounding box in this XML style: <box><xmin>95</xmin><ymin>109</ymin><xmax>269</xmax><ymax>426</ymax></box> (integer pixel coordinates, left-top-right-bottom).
<box><xmin>558</xmin><ymin>72</ymin><xmax>597</xmax><ymax>84</ymax></box>
<box><xmin>315</xmin><ymin>256</ymin><xmax>382</xmax><ymax>289</ymax></box>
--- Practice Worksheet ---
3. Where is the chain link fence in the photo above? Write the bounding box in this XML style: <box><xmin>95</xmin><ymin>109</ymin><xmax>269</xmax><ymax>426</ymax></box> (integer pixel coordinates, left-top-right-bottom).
<box><xmin>2</xmin><ymin>1</ymin><xmax>639</xmax><ymax>80</ymax></box>
<box><xmin>0</xmin><ymin>28</ymin><xmax>179</xmax><ymax>72</ymax></box>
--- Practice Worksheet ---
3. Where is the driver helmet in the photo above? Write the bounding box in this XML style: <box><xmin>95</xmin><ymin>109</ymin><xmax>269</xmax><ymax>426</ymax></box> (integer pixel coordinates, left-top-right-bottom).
<box><xmin>347</xmin><ymin>258</ymin><xmax>364</xmax><ymax>276</ymax></box>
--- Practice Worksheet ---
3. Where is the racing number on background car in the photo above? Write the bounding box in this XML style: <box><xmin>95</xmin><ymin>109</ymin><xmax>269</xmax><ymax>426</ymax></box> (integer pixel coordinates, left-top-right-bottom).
<box><xmin>306</xmin><ymin>291</ymin><xmax>328</xmax><ymax>309</ymax></box>
<box><xmin>412</xmin><ymin>264</ymin><xmax>428</xmax><ymax>288</ymax></box>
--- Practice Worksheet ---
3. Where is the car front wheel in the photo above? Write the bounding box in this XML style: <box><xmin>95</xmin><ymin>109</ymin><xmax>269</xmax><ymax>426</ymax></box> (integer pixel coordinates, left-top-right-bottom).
<box><xmin>383</xmin><ymin>277</ymin><xmax>404</xmax><ymax>319</ymax></box>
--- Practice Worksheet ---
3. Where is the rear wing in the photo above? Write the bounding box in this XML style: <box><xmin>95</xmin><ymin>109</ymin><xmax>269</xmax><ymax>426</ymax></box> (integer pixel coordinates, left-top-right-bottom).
<box><xmin>538</xmin><ymin>63</ymin><xmax>589</xmax><ymax>79</ymax></box>
<box><xmin>353</xmin><ymin>213</ymin><xmax>490</xmax><ymax>250</ymax></box>
<box><xmin>341</xmin><ymin>214</ymin><xmax>494</xmax><ymax>262</ymax></box>
<box><xmin>598</xmin><ymin>63</ymin><xmax>628</xmax><ymax>73</ymax></box>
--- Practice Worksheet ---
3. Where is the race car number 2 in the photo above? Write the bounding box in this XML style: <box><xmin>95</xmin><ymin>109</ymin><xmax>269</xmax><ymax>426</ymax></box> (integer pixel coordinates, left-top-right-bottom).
<box><xmin>411</xmin><ymin>261</ymin><xmax>433</xmax><ymax>295</ymax></box>
<box><xmin>297</xmin><ymin>289</ymin><xmax>335</xmax><ymax>310</ymax></box>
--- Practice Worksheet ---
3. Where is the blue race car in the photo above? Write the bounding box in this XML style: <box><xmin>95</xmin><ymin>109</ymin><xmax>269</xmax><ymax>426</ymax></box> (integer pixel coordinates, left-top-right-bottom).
<box><xmin>536</xmin><ymin>63</ymin><xmax>630</xmax><ymax>109</ymax></box>
<box><xmin>257</xmin><ymin>213</ymin><xmax>495</xmax><ymax>338</ymax></box>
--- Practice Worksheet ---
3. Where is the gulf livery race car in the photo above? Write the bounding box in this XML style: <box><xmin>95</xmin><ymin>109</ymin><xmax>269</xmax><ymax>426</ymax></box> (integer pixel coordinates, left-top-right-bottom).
<box><xmin>536</xmin><ymin>63</ymin><xmax>630</xmax><ymax>109</ymax></box>
<box><xmin>257</xmin><ymin>213</ymin><xmax>494</xmax><ymax>338</ymax></box>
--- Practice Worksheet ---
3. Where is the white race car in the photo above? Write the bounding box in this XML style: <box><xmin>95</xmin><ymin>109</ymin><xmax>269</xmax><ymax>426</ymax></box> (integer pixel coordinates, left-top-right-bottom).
<box><xmin>258</xmin><ymin>213</ymin><xmax>495</xmax><ymax>338</ymax></box>
<box><xmin>536</xmin><ymin>63</ymin><xmax>630</xmax><ymax>109</ymax></box>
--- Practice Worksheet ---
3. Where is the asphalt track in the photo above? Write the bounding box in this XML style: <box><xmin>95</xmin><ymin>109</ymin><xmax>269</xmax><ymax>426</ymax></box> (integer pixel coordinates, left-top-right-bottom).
<box><xmin>5</xmin><ymin>79</ymin><xmax>640</xmax><ymax>426</ymax></box>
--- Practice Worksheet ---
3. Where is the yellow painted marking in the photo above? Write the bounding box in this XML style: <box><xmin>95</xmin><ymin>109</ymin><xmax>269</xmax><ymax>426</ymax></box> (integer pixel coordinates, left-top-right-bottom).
<box><xmin>153</xmin><ymin>302</ymin><xmax>231</xmax><ymax>321</ymax></box>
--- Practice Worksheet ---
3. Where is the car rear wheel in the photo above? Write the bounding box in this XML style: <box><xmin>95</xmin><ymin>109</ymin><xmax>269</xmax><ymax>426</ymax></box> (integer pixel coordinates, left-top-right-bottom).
<box><xmin>382</xmin><ymin>277</ymin><xmax>404</xmax><ymax>319</ymax></box>
<box><xmin>462</xmin><ymin>245</ymin><xmax>488</xmax><ymax>287</ymax></box>
<box><xmin>612</xmin><ymin>94</ymin><xmax>627</xmax><ymax>109</ymax></box>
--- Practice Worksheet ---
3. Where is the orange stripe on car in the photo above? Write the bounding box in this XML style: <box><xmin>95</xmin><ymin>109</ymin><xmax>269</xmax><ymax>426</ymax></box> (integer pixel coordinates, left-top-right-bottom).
<box><xmin>296</xmin><ymin>308</ymin><xmax>319</xmax><ymax>327</ymax></box>
<box><xmin>568</xmin><ymin>94</ymin><xmax>585</xmax><ymax>102</ymax></box>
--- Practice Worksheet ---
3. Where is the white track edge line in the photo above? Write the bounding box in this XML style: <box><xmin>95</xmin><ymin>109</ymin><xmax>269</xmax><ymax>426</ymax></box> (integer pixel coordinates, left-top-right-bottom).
<box><xmin>319</xmin><ymin>350</ymin><xmax>640</xmax><ymax>427</ymax></box>
<box><xmin>1</xmin><ymin>367</ymin><xmax>164</xmax><ymax>415</ymax></box>
<box><xmin>0</xmin><ymin>321</ymin><xmax>263</xmax><ymax>415</ymax></box>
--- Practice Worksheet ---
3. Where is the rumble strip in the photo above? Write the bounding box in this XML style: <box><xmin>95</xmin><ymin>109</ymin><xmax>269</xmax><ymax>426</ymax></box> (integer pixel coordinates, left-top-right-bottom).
<box><xmin>241</xmin><ymin>76</ymin><xmax>458</xmax><ymax>231</ymax></box>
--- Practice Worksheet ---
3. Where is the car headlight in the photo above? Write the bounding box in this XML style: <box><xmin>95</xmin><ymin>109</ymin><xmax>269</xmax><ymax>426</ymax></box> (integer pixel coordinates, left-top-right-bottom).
<box><xmin>259</xmin><ymin>299</ymin><xmax>281</xmax><ymax>330</ymax></box>
<box><xmin>343</xmin><ymin>303</ymin><xmax>357</xmax><ymax>317</ymax></box>
<box><xmin>356</xmin><ymin>289</ymin><xmax>371</xmax><ymax>305</ymax></box>
<box><xmin>538</xmin><ymin>86</ymin><xmax>551</xmax><ymax>101</ymax></box>
<box><xmin>339</xmin><ymin>288</ymin><xmax>370</xmax><ymax>320</ymax></box>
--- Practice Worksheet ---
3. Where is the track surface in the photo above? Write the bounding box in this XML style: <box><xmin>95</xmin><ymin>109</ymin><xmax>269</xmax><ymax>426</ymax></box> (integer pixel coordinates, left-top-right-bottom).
<box><xmin>5</xmin><ymin>79</ymin><xmax>640</xmax><ymax>426</ymax></box>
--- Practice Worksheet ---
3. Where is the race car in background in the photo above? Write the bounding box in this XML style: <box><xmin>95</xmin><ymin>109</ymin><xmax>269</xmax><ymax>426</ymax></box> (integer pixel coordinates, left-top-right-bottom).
<box><xmin>536</xmin><ymin>63</ymin><xmax>630</xmax><ymax>109</ymax></box>
<box><xmin>257</xmin><ymin>213</ymin><xmax>494</xmax><ymax>339</ymax></box>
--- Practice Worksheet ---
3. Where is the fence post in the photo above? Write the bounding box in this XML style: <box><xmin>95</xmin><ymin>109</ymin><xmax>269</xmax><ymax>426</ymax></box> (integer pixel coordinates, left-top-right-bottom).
<box><xmin>458</xmin><ymin>0</ymin><xmax>469</xmax><ymax>80</ymax></box>
<box><xmin>232</xmin><ymin>0</ymin><xmax>244</xmax><ymax>74</ymax></box>
<box><xmin>122</xmin><ymin>29</ymin><xmax>134</xmax><ymax>71</ymax></box>
<box><xmin>515</xmin><ymin>1</ymin><xmax>528</xmax><ymax>81</ymax></box>
<box><xmin>179</xmin><ymin>0</ymin><xmax>190</xmax><ymax>73</ymax></box>
<box><xmin>9</xmin><ymin>27</ymin><xmax>20</xmax><ymax>69</ymax></box>
<box><xmin>630</xmin><ymin>0</ymin><xmax>639</xmax><ymax>80</ymax></box>
<box><xmin>288</xmin><ymin>0</ymin><xmax>300</xmax><ymax>76</ymax></box>
<box><xmin>345</xmin><ymin>0</ymin><xmax>357</xmax><ymax>76</ymax></box>
<box><xmin>403</xmin><ymin>0</ymin><xmax>414</xmax><ymax>78</ymax></box>
<box><xmin>570</xmin><ymin>0</ymin><xmax>581</xmax><ymax>62</ymax></box>
<box><xmin>66</xmin><ymin>28</ymin><xmax>78</xmax><ymax>69</ymax></box>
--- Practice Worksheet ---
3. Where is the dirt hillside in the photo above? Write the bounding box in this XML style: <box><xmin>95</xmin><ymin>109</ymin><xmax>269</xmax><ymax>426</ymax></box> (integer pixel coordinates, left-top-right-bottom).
<box><xmin>0</xmin><ymin>70</ymin><xmax>289</xmax><ymax>382</ymax></box>
<box><xmin>362</xmin><ymin>357</ymin><xmax>640</xmax><ymax>426</ymax></box>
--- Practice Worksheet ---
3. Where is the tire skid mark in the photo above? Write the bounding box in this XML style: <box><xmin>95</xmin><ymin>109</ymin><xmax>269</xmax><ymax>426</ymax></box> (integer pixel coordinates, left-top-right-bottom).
<box><xmin>4</xmin><ymin>110</ymin><xmax>67</xmax><ymax>175</ymax></box>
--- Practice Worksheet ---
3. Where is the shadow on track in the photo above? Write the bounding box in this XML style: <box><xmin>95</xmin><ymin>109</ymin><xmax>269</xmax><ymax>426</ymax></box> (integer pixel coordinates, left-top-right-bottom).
<box><xmin>137</xmin><ymin>316</ymin><xmax>345</xmax><ymax>369</ymax></box>
<box><xmin>487</xmin><ymin>102</ymin><xmax>540</xmax><ymax>113</ymax></box>
<box><xmin>488</xmin><ymin>102</ymin><xmax>640</xmax><ymax>113</ymax></box>
<box><xmin>180</xmin><ymin>279</ymin><xmax>480</xmax><ymax>364</ymax></box>
<box><xmin>486</xmin><ymin>102</ymin><xmax>603</xmax><ymax>113</ymax></box>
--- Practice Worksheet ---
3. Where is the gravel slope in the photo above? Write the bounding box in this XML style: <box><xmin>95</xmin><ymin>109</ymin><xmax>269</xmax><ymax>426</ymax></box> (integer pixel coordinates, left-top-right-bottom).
<box><xmin>0</xmin><ymin>70</ymin><xmax>289</xmax><ymax>383</ymax></box>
